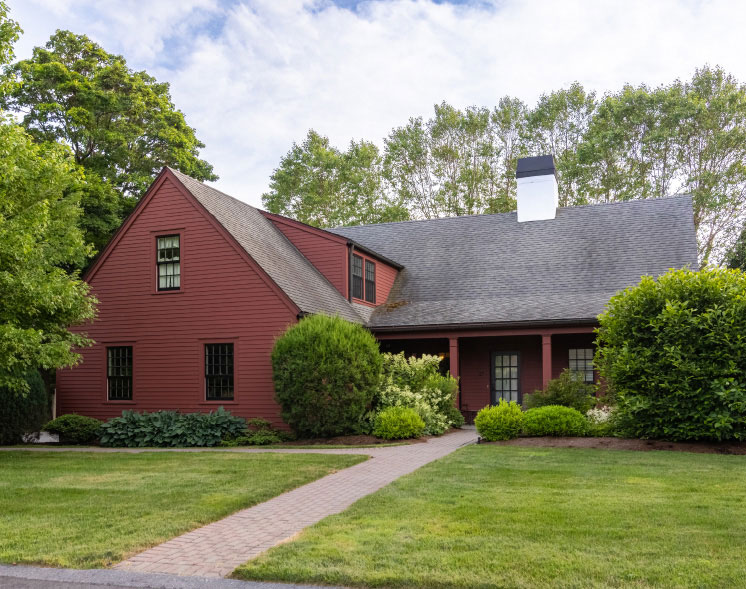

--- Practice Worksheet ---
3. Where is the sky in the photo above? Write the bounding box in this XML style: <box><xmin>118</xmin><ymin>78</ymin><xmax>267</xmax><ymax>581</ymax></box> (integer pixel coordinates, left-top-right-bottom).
<box><xmin>7</xmin><ymin>0</ymin><xmax>746</xmax><ymax>206</ymax></box>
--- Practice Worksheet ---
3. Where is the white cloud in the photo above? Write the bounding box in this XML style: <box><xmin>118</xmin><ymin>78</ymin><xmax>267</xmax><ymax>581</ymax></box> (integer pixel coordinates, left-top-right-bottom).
<box><xmin>8</xmin><ymin>0</ymin><xmax>746</xmax><ymax>206</ymax></box>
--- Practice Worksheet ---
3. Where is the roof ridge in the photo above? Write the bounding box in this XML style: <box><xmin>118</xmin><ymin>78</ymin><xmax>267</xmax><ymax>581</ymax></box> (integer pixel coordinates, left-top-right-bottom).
<box><xmin>329</xmin><ymin>193</ymin><xmax>692</xmax><ymax>231</ymax></box>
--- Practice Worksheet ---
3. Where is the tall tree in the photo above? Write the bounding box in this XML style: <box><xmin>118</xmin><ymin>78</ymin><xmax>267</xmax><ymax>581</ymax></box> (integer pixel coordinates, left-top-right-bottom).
<box><xmin>0</xmin><ymin>0</ymin><xmax>19</xmax><ymax>72</ymax></box>
<box><xmin>726</xmin><ymin>223</ymin><xmax>746</xmax><ymax>270</ymax></box>
<box><xmin>525</xmin><ymin>82</ymin><xmax>596</xmax><ymax>206</ymax></box>
<box><xmin>0</xmin><ymin>119</ymin><xmax>96</xmax><ymax>392</ymax></box>
<box><xmin>3</xmin><ymin>30</ymin><xmax>216</xmax><ymax>252</ymax></box>
<box><xmin>262</xmin><ymin>130</ymin><xmax>407</xmax><ymax>227</ymax></box>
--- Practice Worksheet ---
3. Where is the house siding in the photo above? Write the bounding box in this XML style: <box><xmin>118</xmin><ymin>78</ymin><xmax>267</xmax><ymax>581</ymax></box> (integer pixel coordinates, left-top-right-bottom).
<box><xmin>351</xmin><ymin>250</ymin><xmax>398</xmax><ymax>307</ymax></box>
<box><xmin>56</xmin><ymin>177</ymin><xmax>297</xmax><ymax>425</ymax></box>
<box><xmin>263</xmin><ymin>213</ymin><xmax>350</xmax><ymax>298</ymax></box>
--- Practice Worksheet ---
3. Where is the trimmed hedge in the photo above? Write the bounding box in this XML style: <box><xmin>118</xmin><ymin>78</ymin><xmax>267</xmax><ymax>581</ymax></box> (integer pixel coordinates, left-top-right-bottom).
<box><xmin>99</xmin><ymin>408</ymin><xmax>245</xmax><ymax>447</ymax></box>
<box><xmin>272</xmin><ymin>314</ymin><xmax>382</xmax><ymax>437</ymax></box>
<box><xmin>44</xmin><ymin>414</ymin><xmax>101</xmax><ymax>444</ymax></box>
<box><xmin>475</xmin><ymin>400</ymin><xmax>523</xmax><ymax>441</ymax></box>
<box><xmin>0</xmin><ymin>371</ymin><xmax>49</xmax><ymax>444</ymax></box>
<box><xmin>373</xmin><ymin>407</ymin><xmax>425</xmax><ymax>440</ymax></box>
<box><xmin>597</xmin><ymin>268</ymin><xmax>746</xmax><ymax>441</ymax></box>
<box><xmin>522</xmin><ymin>406</ymin><xmax>588</xmax><ymax>437</ymax></box>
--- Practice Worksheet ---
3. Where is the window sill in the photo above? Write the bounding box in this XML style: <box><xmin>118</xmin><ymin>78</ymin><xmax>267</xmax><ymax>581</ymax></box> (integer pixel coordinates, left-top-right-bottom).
<box><xmin>152</xmin><ymin>290</ymin><xmax>184</xmax><ymax>295</ymax></box>
<box><xmin>104</xmin><ymin>400</ymin><xmax>137</xmax><ymax>405</ymax></box>
<box><xmin>198</xmin><ymin>401</ymin><xmax>238</xmax><ymax>406</ymax></box>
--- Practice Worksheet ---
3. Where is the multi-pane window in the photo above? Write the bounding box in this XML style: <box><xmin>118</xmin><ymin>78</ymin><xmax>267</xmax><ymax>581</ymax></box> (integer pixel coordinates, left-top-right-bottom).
<box><xmin>364</xmin><ymin>260</ymin><xmax>376</xmax><ymax>303</ymax></box>
<box><xmin>351</xmin><ymin>254</ymin><xmax>364</xmax><ymax>299</ymax></box>
<box><xmin>493</xmin><ymin>353</ymin><xmax>519</xmax><ymax>403</ymax></box>
<box><xmin>205</xmin><ymin>343</ymin><xmax>234</xmax><ymax>401</ymax></box>
<box><xmin>107</xmin><ymin>346</ymin><xmax>132</xmax><ymax>400</ymax></box>
<box><xmin>157</xmin><ymin>235</ymin><xmax>180</xmax><ymax>291</ymax></box>
<box><xmin>569</xmin><ymin>348</ymin><xmax>595</xmax><ymax>383</ymax></box>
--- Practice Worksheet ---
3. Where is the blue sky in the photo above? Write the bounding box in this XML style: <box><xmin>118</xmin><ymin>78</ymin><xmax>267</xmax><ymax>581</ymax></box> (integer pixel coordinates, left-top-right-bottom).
<box><xmin>8</xmin><ymin>0</ymin><xmax>746</xmax><ymax>206</ymax></box>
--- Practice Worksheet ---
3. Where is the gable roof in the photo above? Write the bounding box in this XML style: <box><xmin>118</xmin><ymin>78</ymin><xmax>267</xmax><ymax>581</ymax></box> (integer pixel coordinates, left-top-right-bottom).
<box><xmin>329</xmin><ymin>196</ymin><xmax>699</xmax><ymax>330</ymax></box>
<box><xmin>167</xmin><ymin>168</ymin><xmax>362</xmax><ymax>323</ymax></box>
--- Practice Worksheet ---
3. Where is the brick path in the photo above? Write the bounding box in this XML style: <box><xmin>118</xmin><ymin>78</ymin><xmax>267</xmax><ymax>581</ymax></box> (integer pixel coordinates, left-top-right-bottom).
<box><xmin>110</xmin><ymin>429</ymin><xmax>476</xmax><ymax>578</ymax></box>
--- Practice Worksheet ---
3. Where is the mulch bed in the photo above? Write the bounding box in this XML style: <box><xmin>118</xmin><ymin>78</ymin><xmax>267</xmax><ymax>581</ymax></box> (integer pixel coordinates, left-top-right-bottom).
<box><xmin>483</xmin><ymin>436</ymin><xmax>746</xmax><ymax>455</ymax></box>
<box><xmin>280</xmin><ymin>434</ymin><xmax>421</xmax><ymax>446</ymax></box>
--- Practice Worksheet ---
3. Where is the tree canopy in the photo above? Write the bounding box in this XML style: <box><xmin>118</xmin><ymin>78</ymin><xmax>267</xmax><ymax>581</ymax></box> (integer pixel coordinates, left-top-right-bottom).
<box><xmin>264</xmin><ymin>67</ymin><xmax>746</xmax><ymax>264</ymax></box>
<box><xmin>0</xmin><ymin>119</ymin><xmax>96</xmax><ymax>392</ymax></box>
<box><xmin>2</xmin><ymin>30</ymin><xmax>217</xmax><ymax>253</ymax></box>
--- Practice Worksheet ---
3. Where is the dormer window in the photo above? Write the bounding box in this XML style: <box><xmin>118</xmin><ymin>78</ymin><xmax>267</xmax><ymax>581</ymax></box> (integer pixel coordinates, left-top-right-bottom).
<box><xmin>352</xmin><ymin>254</ymin><xmax>363</xmax><ymax>299</ymax></box>
<box><xmin>157</xmin><ymin>235</ymin><xmax>180</xmax><ymax>291</ymax></box>
<box><xmin>365</xmin><ymin>260</ymin><xmax>376</xmax><ymax>303</ymax></box>
<box><xmin>352</xmin><ymin>254</ymin><xmax>377</xmax><ymax>303</ymax></box>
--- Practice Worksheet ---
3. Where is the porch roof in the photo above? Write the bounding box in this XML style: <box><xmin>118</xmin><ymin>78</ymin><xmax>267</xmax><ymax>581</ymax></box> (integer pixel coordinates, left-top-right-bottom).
<box><xmin>329</xmin><ymin>195</ymin><xmax>698</xmax><ymax>329</ymax></box>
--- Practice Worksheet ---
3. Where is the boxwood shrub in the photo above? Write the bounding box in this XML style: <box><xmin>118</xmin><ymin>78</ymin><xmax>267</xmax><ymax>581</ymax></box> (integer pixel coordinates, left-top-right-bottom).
<box><xmin>43</xmin><ymin>414</ymin><xmax>101</xmax><ymax>444</ymax></box>
<box><xmin>272</xmin><ymin>314</ymin><xmax>382</xmax><ymax>437</ymax></box>
<box><xmin>597</xmin><ymin>268</ymin><xmax>746</xmax><ymax>441</ymax></box>
<box><xmin>373</xmin><ymin>407</ymin><xmax>425</xmax><ymax>440</ymax></box>
<box><xmin>474</xmin><ymin>400</ymin><xmax>523</xmax><ymax>441</ymax></box>
<box><xmin>522</xmin><ymin>406</ymin><xmax>588</xmax><ymax>437</ymax></box>
<box><xmin>99</xmin><ymin>407</ymin><xmax>245</xmax><ymax>447</ymax></box>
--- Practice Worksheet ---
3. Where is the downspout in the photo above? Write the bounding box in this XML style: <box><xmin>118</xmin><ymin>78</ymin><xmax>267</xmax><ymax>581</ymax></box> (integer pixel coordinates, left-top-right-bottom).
<box><xmin>347</xmin><ymin>242</ymin><xmax>354</xmax><ymax>302</ymax></box>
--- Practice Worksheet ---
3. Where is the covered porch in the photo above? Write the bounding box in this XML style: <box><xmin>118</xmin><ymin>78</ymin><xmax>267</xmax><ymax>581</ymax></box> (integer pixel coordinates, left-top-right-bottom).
<box><xmin>377</xmin><ymin>325</ymin><xmax>597</xmax><ymax>423</ymax></box>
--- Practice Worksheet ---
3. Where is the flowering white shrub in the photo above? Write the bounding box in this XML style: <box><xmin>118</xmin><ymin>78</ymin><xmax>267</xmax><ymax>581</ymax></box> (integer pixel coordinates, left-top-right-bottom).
<box><xmin>586</xmin><ymin>407</ymin><xmax>614</xmax><ymax>424</ymax></box>
<box><xmin>369</xmin><ymin>353</ymin><xmax>458</xmax><ymax>436</ymax></box>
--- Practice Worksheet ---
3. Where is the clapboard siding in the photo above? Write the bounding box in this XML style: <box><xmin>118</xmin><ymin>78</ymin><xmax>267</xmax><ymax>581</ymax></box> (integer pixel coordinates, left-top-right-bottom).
<box><xmin>263</xmin><ymin>213</ymin><xmax>349</xmax><ymax>297</ymax></box>
<box><xmin>56</xmin><ymin>176</ymin><xmax>297</xmax><ymax>425</ymax></box>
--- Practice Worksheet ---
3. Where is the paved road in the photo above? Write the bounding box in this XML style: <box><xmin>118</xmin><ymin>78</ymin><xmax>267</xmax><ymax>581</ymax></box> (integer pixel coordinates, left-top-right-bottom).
<box><xmin>0</xmin><ymin>565</ymin><xmax>340</xmax><ymax>589</ymax></box>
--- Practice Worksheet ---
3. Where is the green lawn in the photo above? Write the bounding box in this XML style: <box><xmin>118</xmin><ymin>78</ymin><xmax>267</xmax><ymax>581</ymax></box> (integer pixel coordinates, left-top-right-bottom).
<box><xmin>0</xmin><ymin>450</ymin><xmax>365</xmax><ymax>568</ymax></box>
<box><xmin>235</xmin><ymin>446</ymin><xmax>746</xmax><ymax>589</ymax></box>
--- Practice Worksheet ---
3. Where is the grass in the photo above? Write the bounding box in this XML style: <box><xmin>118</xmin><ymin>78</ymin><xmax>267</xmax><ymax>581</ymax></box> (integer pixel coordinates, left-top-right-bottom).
<box><xmin>0</xmin><ymin>450</ymin><xmax>366</xmax><ymax>568</ymax></box>
<box><xmin>235</xmin><ymin>445</ymin><xmax>746</xmax><ymax>588</ymax></box>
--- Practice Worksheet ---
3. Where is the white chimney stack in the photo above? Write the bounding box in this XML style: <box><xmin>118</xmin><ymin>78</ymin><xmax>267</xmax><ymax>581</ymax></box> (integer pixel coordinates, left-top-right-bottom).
<box><xmin>516</xmin><ymin>155</ymin><xmax>558</xmax><ymax>222</ymax></box>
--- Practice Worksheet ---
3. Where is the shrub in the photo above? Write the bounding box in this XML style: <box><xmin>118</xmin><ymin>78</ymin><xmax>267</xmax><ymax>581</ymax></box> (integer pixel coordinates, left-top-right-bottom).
<box><xmin>523</xmin><ymin>369</ymin><xmax>596</xmax><ymax>413</ymax></box>
<box><xmin>272</xmin><ymin>314</ymin><xmax>382</xmax><ymax>437</ymax></box>
<box><xmin>221</xmin><ymin>417</ymin><xmax>285</xmax><ymax>446</ymax></box>
<box><xmin>444</xmin><ymin>405</ymin><xmax>465</xmax><ymax>428</ymax></box>
<box><xmin>597</xmin><ymin>268</ymin><xmax>746</xmax><ymax>441</ymax></box>
<box><xmin>373</xmin><ymin>407</ymin><xmax>425</xmax><ymax>440</ymax></box>
<box><xmin>522</xmin><ymin>406</ymin><xmax>587</xmax><ymax>437</ymax></box>
<box><xmin>586</xmin><ymin>407</ymin><xmax>616</xmax><ymax>437</ymax></box>
<box><xmin>0</xmin><ymin>370</ymin><xmax>50</xmax><ymax>444</ymax></box>
<box><xmin>99</xmin><ymin>408</ymin><xmax>245</xmax><ymax>447</ymax></box>
<box><xmin>474</xmin><ymin>400</ymin><xmax>523</xmax><ymax>441</ymax></box>
<box><xmin>44</xmin><ymin>414</ymin><xmax>101</xmax><ymax>444</ymax></box>
<box><xmin>370</xmin><ymin>353</ymin><xmax>458</xmax><ymax>435</ymax></box>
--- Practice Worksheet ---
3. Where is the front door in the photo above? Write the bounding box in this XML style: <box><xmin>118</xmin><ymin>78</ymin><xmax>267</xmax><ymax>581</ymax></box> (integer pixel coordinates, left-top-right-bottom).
<box><xmin>492</xmin><ymin>352</ymin><xmax>520</xmax><ymax>404</ymax></box>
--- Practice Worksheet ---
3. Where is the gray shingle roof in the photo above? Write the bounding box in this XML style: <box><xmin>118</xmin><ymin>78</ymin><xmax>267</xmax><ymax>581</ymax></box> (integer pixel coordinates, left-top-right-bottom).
<box><xmin>329</xmin><ymin>196</ymin><xmax>699</xmax><ymax>329</ymax></box>
<box><xmin>167</xmin><ymin>168</ymin><xmax>362</xmax><ymax>323</ymax></box>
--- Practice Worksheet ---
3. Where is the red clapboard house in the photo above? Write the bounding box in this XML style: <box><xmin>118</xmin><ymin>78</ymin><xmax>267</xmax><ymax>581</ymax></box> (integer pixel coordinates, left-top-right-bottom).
<box><xmin>56</xmin><ymin>156</ymin><xmax>698</xmax><ymax>424</ymax></box>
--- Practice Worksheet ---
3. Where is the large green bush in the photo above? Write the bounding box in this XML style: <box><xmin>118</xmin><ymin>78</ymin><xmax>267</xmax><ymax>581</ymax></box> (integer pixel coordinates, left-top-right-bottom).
<box><xmin>99</xmin><ymin>408</ymin><xmax>245</xmax><ymax>447</ymax></box>
<box><xmin>597</xmin><ymin>268</ymin><xmax>746</xmax><ymax>441</ymax></box>
<box><xmin>272</xmin><ymin>314</ymin><xmax>382</xmax><ymax>437</ymax></box>
<box><xmin>522</xmin><ymin>406</ymin><xmax>588</xmax><ymax>437</ymax></box>
<box><xmin>43</xmin><ymin>414</ymin><xmax>102</xmax><ymax>444</ymax></box>
<box><xmin>371</xmin><ymin>352</ymin><xmax>459</xmax><ymax>435</ymax></box>
<box><xmin>523</xmin><ymin>369</ymin><xmax>596</xmax><ymax>413</ymax></box>
<box><xmin>373</xmin><ymin>407</ymin><xmax>425</xmax><ymax>440</ymax></box>
<box><xmin>474</xmin><ymin>400</ymin><xmax>523</xmax><ymax>441</ymax></box>
<box><xmin>0</xmin><ymin>371</ymin><xmax>49</xmax><ymax>444</ymax></box>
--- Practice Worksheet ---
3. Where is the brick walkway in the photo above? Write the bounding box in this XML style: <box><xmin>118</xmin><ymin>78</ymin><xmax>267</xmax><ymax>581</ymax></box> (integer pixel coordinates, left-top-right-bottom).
<box><xmin>111</xmin><ymin>429</ymin><xmax>476</xmax><ymax>578</ymax></box>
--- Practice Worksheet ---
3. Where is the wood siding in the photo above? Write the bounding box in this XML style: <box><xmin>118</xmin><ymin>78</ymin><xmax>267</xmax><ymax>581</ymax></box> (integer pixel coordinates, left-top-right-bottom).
<box><xmin>263</xmin><ymin>213</ymin><xmax>349</xmax><ymax>298</ymax></box>
<box><xmin>350</xmin><ymin>250</ymin><xmax>398</xmax><ymax>307</ymax></box>
<box><xmin>56</xmin><ymin>175</ymin><xmax>298</xmax><ymax>425</ymax></box>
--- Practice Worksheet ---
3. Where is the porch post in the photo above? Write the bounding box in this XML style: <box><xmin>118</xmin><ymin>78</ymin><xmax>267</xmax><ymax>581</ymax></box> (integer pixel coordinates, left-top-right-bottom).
<box><xmin>541</xmin><ymin>333</ymin><xmax>552</xmax><ymax>390</ymax></box>
<box><xmin>449</xmin><ymin>337</ymin><xmax>460</xmax><ymax>407</ymax></box>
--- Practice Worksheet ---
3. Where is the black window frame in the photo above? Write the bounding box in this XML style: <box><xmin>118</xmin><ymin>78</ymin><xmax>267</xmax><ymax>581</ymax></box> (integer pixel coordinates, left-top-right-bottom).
<box><xmin>107</xmin><ymin>346</ymin><xmax>133</xmax><ymax>401</ymax></box>
<box><xmin>156</xmin><ymin>234</ymin><xmax>181</xmax><ymax>291</ymax></box>
<box><xmin>491</xmin><ymin>351</ymin><xmax>520</xmax><ymax>405</ymax></box>
<box><xmin>205</xmin><ymin>343</ymin><xmax>234</xmax><ymax>401</ymax></box>
<box><xmin>364</xmin><ymin>259</ymin><xmax>376</xmax><ymax>304</ymax></box>
<box><xmin>351</xmin><ymin>254</ymin><xmax>364</xmax><ymax>299</ymax></box>
<box><xmin>569</xmin><ymin>348</ymin><xmax>595</xmax><ymax>383</ymax></box>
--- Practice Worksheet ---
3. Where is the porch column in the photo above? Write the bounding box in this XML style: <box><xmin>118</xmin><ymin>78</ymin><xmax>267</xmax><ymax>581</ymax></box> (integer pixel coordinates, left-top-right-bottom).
<box><xmin>449</xmin><ymin>337</ymin><xmax>460</xmax><ymax>407</ymax></box>
<box><xmin>541</xmin><ymin>333</ymin><xmax>552</xmax><ymax>389</ymax></box>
